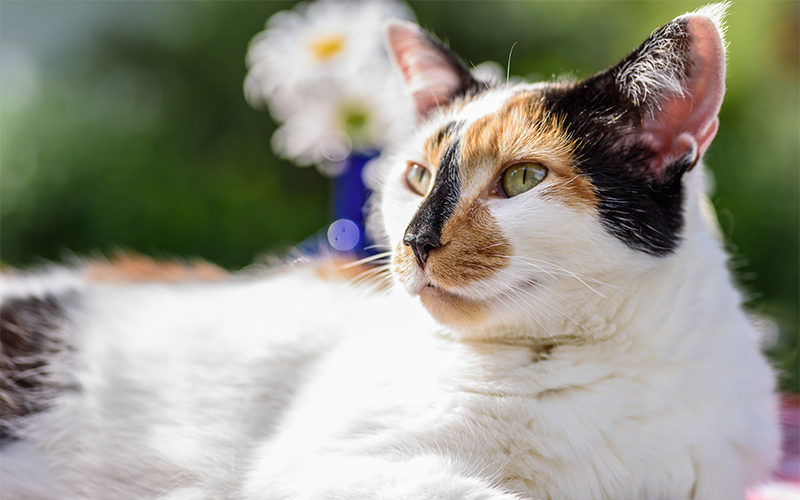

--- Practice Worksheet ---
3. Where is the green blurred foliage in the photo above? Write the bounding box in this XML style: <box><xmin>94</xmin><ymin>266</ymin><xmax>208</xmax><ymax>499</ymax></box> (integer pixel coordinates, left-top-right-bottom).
<box><xmin>1</xmin><ymin>1</ymin><xmax>797</xmax><ymax>391</ymax></box>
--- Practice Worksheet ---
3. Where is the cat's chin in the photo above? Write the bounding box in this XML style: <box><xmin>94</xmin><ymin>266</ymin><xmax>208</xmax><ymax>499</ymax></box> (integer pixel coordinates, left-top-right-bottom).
<box><xmin>394</xmin><ymin>270</ymin><xmax>537</xmax><ymax>334</ymax></box>
<box><xmin>418</xmin><ymin>283</ymin><xmax>494</xmax><ymax>330</ymax></box>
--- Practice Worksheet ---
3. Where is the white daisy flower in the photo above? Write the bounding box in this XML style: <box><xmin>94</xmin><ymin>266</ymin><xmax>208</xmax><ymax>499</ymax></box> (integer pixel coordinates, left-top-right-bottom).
<box><xmin>244</xmin><ymin>0</ymin><xmax>415</xmax><ymax>167</ymax></box>
<box><xmin>244</xmin><ymin>0</ymin><xmax>412</xmax><ymax>113</ymax></box>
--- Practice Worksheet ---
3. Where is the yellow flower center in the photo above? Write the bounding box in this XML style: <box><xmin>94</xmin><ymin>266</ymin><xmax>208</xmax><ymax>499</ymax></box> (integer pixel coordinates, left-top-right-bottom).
<box><xmin>309</xmin><ymin>34</ymin><xmax>346</xmax><ymax>61</ymax></box>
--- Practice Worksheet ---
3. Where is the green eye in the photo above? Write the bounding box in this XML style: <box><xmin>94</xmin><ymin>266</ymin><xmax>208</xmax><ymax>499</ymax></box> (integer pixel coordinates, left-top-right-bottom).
<box><xmin>405</xmin><ymin>162</ymin><xmax>432</xmax><ymax>196</ymax></box>
<box><xmin>501</xmin><ymin>162</ymin><xmax>548</xmax><ymax>197</ymax></box>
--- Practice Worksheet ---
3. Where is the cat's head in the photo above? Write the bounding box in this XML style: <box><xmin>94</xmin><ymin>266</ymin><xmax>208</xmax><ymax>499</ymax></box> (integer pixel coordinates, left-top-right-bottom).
<box><xmin>376</xmin><ymin>4</ymin><xmax>727</xmax><ymax>337</ymax></box>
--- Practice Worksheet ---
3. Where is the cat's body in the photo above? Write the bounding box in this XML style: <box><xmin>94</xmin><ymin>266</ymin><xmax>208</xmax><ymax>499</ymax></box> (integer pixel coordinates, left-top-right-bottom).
<box><xmin>0</xmin><ymin>5</ymin><xmax>781</xmax><ymax>499</ymax></box>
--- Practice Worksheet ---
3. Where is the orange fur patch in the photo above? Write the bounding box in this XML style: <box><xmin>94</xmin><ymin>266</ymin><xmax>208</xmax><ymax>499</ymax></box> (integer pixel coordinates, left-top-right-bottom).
<box><xmin>431</xmin><ymin>200</ymin><xmax>511</xmax><ymax>288</ymax></box>
<box><xmin>392</xmin><ymin>242</ymin><xmax>414</xmax><ymax>277</ymax></box>
<box><xmin>394</xmin><ymin>244</ymin><xmax>491</xmax><ymax>328</ymax></box>
<box><xmin>86</xmin><ymin>253</ymin><xmax>226</xmax><ymax>283</ymax></box>
<box><xmin>423</xmin><ymin>121</ymin><xmax>459</xmax><ymax>169</ymax></box>
<box><xmin>393</xmin><ymin>90</ymin><xmax>598</xmax><ymax>326</ymax></box>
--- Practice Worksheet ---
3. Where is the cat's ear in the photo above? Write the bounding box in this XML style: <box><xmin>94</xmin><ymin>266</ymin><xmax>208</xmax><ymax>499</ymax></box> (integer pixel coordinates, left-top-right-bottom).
<box><xmin>586</xmin><ymin>4</ymin><xmax>728</xmax><ymax>184</ymax></box>
<box><xmin>385</xmin><ymin>20</ymin><xmax>481</xmax><ymax>119</ymax></box>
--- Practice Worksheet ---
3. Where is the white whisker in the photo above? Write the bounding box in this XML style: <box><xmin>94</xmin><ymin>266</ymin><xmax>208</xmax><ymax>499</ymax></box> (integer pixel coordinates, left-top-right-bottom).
<box><xmin>497</xmin><ymin>254</ymin><xmax>637</xmax><ymax>297</ymax></box>
<box><xmin>501</xmin><ymin>272</ymin><xmax>606</xmax><ymax>344</ymax></box>
<box><xmin>350</xmin><ymin>265</ymin><xmax>391</xmax><ymax>287</ymax></box>
<box><xmin>477</xmin><ymin>241</ymin><xmax>509</xmax><ymax>253</ymax></box>
<box><xmin>506</xmin><ymin>41</ymin><xmax>517</xmax><ymax>84</ymax></box>
<box><xmin>474</xmin><ymin>277</ymin><xmax>562</xmax><ymax>349</ymax></box>
<box><xmin>338</xmin><ymin>251</ymin><xmax>393</xmax><ymax>269</ymax></box>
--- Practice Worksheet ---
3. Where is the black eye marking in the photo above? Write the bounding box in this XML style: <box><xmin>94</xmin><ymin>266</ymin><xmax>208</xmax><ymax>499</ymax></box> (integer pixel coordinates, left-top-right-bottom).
<box><xmin>403</xmin><ymin>140</ymin><xmax>462</xmax><ymax>268</ymax></box>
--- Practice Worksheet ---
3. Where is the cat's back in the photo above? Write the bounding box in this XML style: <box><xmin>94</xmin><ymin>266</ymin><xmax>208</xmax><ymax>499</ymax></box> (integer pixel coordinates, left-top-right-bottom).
<box><xmin>1</xmin><ymin>257</ymin><xmax>353</xmax><ymax>376</ymax></box>
<box><xmin>0</xmin><ymin>257</ymin><xmax>381</xmax><ymax>499</ymax></box>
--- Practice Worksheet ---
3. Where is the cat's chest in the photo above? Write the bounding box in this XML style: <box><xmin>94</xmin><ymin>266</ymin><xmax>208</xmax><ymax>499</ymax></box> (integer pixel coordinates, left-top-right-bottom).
<box><xmin>275</xmin><ymin>329</ymin><xmax>581</xmax><ymax>461</ymax></box>
<box><xmin>268</xmin><ymin>327</ymin><xmax>695</xmax><ymax>498</ymax></box>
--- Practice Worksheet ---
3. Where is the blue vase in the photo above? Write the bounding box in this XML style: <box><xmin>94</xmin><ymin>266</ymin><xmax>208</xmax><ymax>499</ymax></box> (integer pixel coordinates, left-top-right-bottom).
<box><xmin>327</xmin><ymin>150</ymin><xmax>378</xmax><ymax>258</ymax></box>
<box><xmin>296</xmin><ymin>151</ymin><xmax>379</xmax><ymax>259</ymax></box>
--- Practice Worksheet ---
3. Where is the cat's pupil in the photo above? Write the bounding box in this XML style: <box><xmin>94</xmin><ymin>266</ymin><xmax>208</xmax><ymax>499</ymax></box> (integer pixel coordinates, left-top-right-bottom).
<box><xmin>502</xmin><ymin>162</ymin><xmax>548</xmax><ymax>198</ymax></box>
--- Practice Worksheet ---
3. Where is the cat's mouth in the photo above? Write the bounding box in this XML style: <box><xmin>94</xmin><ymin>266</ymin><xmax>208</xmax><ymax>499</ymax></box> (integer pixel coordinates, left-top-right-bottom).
<box><xmin>416</xmin><ymin>280</ymin><xmax>475</xmax><ymax>303</ymax></box>
<box><xmin>419</xmin><ymin>278</ymin><xmax>529</xmax><ymax>307</ymax></box>
<box><xmin>417</xmin><ymin>281</ymin><xmax>490</xmax><ymax>327</ymax></box>
<box><xmin>412</xmin><ymin>275</ymin><xmax>539</xmax><ymax>329</ymax></box>
<box><xmin>420</xmin><ymin>277</ymin><xmax>537</xmax><ymax>303</ymax></box>
<box><xmin>395</xmin><ymin>244</ymin><xmax>534</xmax><ymax>326</ymax></box>
<box><xmin>421</xmin><ymin>281</ymin><xmax>470</xmax><ymax>299</ymax></box>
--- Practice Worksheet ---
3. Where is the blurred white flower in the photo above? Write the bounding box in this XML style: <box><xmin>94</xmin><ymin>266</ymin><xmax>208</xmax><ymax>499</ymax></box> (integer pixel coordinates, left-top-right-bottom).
<box><xmin>245</xmin><ymin>0</ymin><xmax>412</xmax><ymax>110</ymax></box>
<box><xmin>270</xmin><ymin>67</ymin><xmax>411</xmax><ymax>175</ymax></box>
<box><xmin>245</xmin><ymin>0</ymin><xmax>415</xmax><ymax>171</ymax></box>
<box><xmin>472</xmin><ymin>60</ymin><xmax>505</xmax><ymax>85</ymax></box>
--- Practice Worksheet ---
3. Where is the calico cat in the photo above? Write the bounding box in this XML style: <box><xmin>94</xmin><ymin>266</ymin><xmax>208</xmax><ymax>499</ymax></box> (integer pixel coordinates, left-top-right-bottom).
<box><xmin>0</xmin><ymin>4</ymin><xmax>781</xmax><ymax>499</ymax></box>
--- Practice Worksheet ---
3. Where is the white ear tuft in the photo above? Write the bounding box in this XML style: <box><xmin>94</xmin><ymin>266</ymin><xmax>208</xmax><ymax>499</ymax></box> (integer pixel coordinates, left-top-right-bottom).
<box><xmin>616</xmin><ymin>3</ymin><xmax>728</xmax><ymax>111</ymax></box>
<box><xmin>616</xmin><ymin>30</ymin><xmax>689</xmax><ymax>108</ymax></box>
<box><xmin>690</xmin><ymin>2</ymin><xmax>730</xmax><ymax>36</ymax></box>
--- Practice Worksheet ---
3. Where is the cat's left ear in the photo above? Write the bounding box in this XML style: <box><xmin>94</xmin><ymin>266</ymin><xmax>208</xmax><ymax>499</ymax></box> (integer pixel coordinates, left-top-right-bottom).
<box><xmin>586</xmin><ymin>4</ymin><xmax>728</xmax><ymax>183</ymax></box>
<box><xmin>385</xmin><ymin>20</ymin><xmax>482</xmax><ymax>119</ymax></box>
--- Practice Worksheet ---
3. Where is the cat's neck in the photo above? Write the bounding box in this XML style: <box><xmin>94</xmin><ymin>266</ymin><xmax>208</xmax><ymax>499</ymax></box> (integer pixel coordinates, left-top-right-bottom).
<box><xmin>620</xmin><ymin>171</ymin><xmax>744</xmax><ymax>343</ymax></box>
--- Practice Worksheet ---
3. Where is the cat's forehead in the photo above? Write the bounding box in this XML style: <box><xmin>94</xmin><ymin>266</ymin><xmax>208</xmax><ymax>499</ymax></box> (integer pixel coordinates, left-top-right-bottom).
<box><xmin>419</xmin><ymin>83</ymin><xmax>543</xmax><ymax>143</ymax></box>
<box><xmin>417</xmin><ymin>83</ymin><xmax>593</xmax><ymax>205</ymax></box>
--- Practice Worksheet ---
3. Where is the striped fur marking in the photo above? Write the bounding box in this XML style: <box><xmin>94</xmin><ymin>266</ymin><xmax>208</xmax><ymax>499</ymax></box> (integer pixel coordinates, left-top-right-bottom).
<box><xmin>423</xmin><ymin>120</ymin><xmax>461</xmax><ymax>165</ymax></box>
<box><xmin>1</xmin><ymin>294</ymin><xmax>72</xmax><ymax>442</ymax></box>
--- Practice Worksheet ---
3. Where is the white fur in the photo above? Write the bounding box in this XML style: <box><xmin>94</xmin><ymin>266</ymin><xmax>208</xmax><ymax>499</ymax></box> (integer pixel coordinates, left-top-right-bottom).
<box><xmin>371</xmin><ymin>74</ymin><xmax>780</xmax><ymax>498</ymax></box>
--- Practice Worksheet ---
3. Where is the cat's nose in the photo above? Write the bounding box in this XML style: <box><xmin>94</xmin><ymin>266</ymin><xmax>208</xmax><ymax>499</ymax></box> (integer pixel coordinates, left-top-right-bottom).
<box><xmin>403</xmin><ymin>232</ymin><xmax>442</xmax><ymax>269</ymax></box>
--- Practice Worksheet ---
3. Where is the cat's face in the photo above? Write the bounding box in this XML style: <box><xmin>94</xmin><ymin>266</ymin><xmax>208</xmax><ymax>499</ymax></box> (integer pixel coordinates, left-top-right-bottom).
<box><xmin>379</xmin><ymin>84</ymin><xmax>624</xmax><ymax>333</ymax></box>
<box><xmin>378</xmin><ymin>6</ymin><xmax>727</xmax><ymax>336</ymax></box>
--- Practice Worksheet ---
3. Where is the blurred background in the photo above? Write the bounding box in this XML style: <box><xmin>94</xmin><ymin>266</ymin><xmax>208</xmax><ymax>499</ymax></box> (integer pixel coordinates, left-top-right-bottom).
<box><xmin>1</xmin><ymin>1</ymin><xmax>797</xmax><ymax>392</ymax></box>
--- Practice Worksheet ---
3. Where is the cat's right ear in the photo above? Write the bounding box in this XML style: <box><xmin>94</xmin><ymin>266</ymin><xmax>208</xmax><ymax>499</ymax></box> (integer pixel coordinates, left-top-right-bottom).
<box><xmin>385</xmin><ymin>20</ymin><xmax>481</xmax><ymax>119</ymax></box>
<box><xmin>571</xmin><ymin>4</ymin><xmax>728</xmax><ymax>185</ymax></box>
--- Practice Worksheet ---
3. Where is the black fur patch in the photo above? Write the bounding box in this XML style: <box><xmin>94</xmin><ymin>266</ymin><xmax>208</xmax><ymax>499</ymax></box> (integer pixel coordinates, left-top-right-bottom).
<box><xmin>404</xmin><ymin>140</ymin><xmax>462</xmax><ymax>267</ymax></box>
<box><xmin>543</xmin><ymin>83</ymin><xmax>687</xmax><ymax>255</ymax></box>
<box><xmin>542</xmin><ymin>19</ymin><xmax>695</xmax><ymax>256</ymax></box>
<box><xmin>432</xmin><ymin>121</ymin><xmax>460</xmax><ymax>151</ymax></box>
<box><xmin>421</xmin><ymin>31</ymin><xmax>486</xmax><ymax>102</ymax></box>
<box><xmin>1</xmin><ymin>294</ymin><xmax>72</xmax><ymax>442</ymax></box>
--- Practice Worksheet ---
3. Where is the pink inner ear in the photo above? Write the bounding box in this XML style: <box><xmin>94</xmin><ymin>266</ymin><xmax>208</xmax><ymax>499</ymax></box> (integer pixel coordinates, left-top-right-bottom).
<box><xmin>641</xmin><ymin>15</ymin><xmax>726</xmax><ymax>179</ymax></box>
<box><xmin>386</xmin><ymin>21</ymin><xmax>465</xmax><ymax>119</ymax></box>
